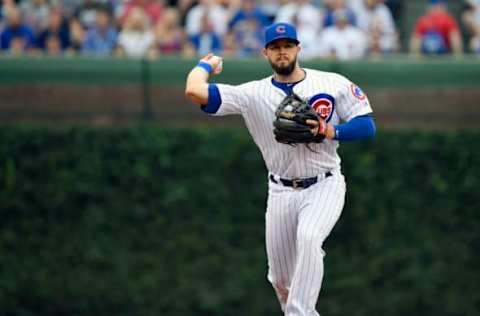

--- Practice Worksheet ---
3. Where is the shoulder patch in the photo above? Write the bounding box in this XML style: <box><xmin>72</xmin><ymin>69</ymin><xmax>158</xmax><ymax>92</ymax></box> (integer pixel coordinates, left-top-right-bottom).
<box><xmin>351</xmin><ymin>84</ymin><xmax>367</xmax><ymax>101</ymax></box>
<box><xmin>308</xmin><ymin>93</ymin><xmax>335</xmax><ymax>122</ymax></box>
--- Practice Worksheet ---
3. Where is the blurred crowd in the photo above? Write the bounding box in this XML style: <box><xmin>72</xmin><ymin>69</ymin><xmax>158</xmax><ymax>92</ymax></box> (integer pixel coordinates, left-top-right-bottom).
<box><xmin>0</xmin><ymin>0</ymin><xmax>479</xmax><ymax>60</ymax></box>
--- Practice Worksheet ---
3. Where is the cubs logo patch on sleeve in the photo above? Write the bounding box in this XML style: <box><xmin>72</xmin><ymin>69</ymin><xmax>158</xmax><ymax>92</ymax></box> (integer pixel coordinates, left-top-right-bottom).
<box><xmin>308</xmin><ymin>93</ymin><xmax>335</xmax><ymax>122</ymax></box>
<box><xmin>351</xmin><ymin>84</ymin><xmax>367</xmax><ymax>101</ymax></box>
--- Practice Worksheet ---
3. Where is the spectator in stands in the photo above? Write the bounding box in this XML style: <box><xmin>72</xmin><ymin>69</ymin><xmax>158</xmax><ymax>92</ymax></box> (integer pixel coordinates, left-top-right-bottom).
<box><xmin>153</xmin><ymin>7</ymin><xmax>185</xmax><ymax>56</ymax></box>
<box><xmin>258</xmin><ymin>0</ymin><xmax>281</xmax><ymax>23</ymax></box>
<box><xmin>36</xmin><ymin>9</ymin><xmax>70</xmax><ymax>52</ymax></box>
<box><xmin>69</xmin><ymin>17</ymin><xmax>85</xmax><ymax>53</ymax></box>
<box><xmin>173</xmin><ymin>0</ymin><xmax>197</xmax><ymax>27</ymax></box>
<box><xmin>1</xmin><ymin>0</ymin><xmax>16</xmax><ymax>17</ymax></box>
<box><xmin>0</xmin><ymin>7</ymin><xmax>5</xmax><ymax>33</ymax></box>
<box><xmin>120</xmin><ymin>0</ymin><xmax>164</xmax><ymax>26</ymax></box>
<box><xmin>222</xmin><ymin>31</ymin><xmax>237</xmax><ymax>57</ymax></box>
<box><xmin>188</xmin><ymin>7</ymin><xmax>222</xmax><ymax>56</ymax></box>
<box><xmin>45</xmin><ymin>33</ymin><xmax>62</xmax><ymax>55</ymax></box>
<box><xmin>275</xmin><ymin>0</ymin><xmax>323</xmax><ymax>59</ymax></box>
<box><xmin>410</xmin><ymin>0</ymin><xmax>463</xmax><ymax>56</ymax></box>
<box><xmin>384</xmin><ymin>0</ymin><xmax>403</xmax><ymax>24</ymax></box>
<box><xmin>117</xmin><ymin>7</ymin><xmax>155</xmax><ymax>58</ymax></box>
<box><xmin>74</xmin><ymin>0</ymin><xmax>111</xmax><ymax>30</ymax></box>
<box><xmin>82</xmin><ymin>7</ymin><xmax>118</xmax><ymax>56</ymax></box>
<box><xmin>59</xmin><ymin>0</ymin><xmax>81</xmax><ymax>18</ymax></box>
<box><xmin>19</xmin><ymin>0</ymin><xmax>51</xmax><ymax>35</ymax></box>
<box><xmin>316</xmin><ymin>9</ymin><xmax>367</xmax><ymax>60</ymax></box>
<box><xmin>0</xmin><ymin>6</ymin><xmax>35</xmax><ymax>53</ymax></box>
<box><xmin>185</xmin><ymin>0</ymin><xmax>229</xmax><ymax>38</ymax></box>
<box><xmin>229</xmin><ymin>0</ymin><xmax>270</xmax><ymax>30</ymax></box>
<box><xmin>462</xmin><ymin>0</ymin><xmax>480</xmax><ymax>54</ymax></box>
<box><xmin>323</xmin><ymin>0</ymin><xmax>356</xmax><ymax>27</ymax></box>
<box><xmin>350</xmin><ymin>0</ymin><xmax>397</xmax><ymax>54</ymax></box>
<box><xmin>384</xmin><ymin>0</ymin><xmax>404</xmax><ymax>51</ymax></box>
<box><xmin>8</xmin><ymin>37</ymin><xmax>26</xmax><ymax>56</ymax></box>
<box><xmin>228</xmin><ymin>0</ymin><xmax>269</xmax><ymax>57</ymax></box>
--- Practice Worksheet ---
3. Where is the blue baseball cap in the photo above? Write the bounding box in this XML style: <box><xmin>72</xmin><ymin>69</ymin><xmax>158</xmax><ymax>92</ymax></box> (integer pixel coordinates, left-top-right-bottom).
<box><xmin>264</xmin><ymin>22</ymin><xmax>300</xmax><ymax>48</ymax></box>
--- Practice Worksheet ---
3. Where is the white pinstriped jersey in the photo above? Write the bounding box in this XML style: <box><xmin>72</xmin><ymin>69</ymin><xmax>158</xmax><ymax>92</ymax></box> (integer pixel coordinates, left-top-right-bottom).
<box><xmin>211</xmin><ymin>68</ymin><xmax>373</xmax><ymax>178</ymax></box>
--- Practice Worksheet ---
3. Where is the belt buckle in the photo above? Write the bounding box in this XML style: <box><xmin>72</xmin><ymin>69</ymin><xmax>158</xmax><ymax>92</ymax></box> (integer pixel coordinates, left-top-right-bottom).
<box><xmin>292</xmin><ymin>179</ymin><xmax>303</xmax><ymax>190</ymax></box>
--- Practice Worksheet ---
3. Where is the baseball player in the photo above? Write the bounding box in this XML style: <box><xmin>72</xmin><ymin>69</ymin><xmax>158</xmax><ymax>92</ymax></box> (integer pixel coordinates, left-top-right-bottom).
<box><xmin>185</xmin><ymin>22</ymin><xmax>376</xmax><ymax>316</ymax></box>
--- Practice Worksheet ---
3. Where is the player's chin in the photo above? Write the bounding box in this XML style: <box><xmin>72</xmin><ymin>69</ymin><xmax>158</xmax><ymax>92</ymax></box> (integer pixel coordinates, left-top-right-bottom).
<box><xmin>274</xmin><ymin>64</ymin><xmax>295</xmax><ymax>76</ymax></box>
<box><xmin>273</xmin><ymin>60</ymin><xmax>290</xmax><ymax>69</ymax></box>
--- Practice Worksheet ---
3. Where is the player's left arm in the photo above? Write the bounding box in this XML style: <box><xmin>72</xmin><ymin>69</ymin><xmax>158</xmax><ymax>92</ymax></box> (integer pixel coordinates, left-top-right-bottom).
<box><xmin>332</xmin><ymin>114</ymin><xmax>376</xmax><ymax>141</ymax></box>
<box><xmin>308</xmin><ymin>114</ymin><xmax>376</xmax><ymax>141</ymax></box>
<box><xmin>332</xmin><ymin>80</ymin><xmax>376</xmax><ymax>141</ymax></box>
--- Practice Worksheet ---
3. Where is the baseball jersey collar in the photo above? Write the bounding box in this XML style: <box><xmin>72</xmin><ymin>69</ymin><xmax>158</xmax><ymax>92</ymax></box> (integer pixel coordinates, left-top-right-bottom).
<box><xmin>271</xmin><ymin>69</ymin><xmax>307</xmax><ymax>95</ymax></box>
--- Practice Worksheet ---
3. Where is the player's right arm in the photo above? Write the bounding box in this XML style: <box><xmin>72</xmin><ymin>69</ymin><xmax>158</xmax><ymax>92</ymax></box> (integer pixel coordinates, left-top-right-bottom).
<box><xmin>185</xmin><ymin>53</ymin><xmax>223</xmax><ymax>105</ymax></box>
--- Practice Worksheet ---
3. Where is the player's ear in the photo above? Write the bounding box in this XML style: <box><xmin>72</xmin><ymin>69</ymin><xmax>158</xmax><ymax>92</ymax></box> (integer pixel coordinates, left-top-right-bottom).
<box><xmin>262</xmin><ymin>48</ymin><xmax>268</xmax><ymax>59</ymax></box>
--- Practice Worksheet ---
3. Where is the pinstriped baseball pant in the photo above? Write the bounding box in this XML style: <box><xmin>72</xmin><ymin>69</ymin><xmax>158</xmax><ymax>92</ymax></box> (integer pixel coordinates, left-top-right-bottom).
<box><xmin>266</xmin><ymin>171</ymin><xmax>346</xmax><ymax>316</ymax></box>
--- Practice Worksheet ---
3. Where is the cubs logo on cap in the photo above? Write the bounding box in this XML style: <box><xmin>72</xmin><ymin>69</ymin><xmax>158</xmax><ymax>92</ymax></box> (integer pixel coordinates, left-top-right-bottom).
<box><xmin>265</xmin><ymin>22</ymin><xmax>300</xmax><ymax>48</ymax></box>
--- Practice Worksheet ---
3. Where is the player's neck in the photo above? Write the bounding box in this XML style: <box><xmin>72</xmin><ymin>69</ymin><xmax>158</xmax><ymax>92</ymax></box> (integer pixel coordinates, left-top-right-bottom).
<box><xmin>273</xmin><ymin>66</ymin><xmax>305</xmax><ymax>84</ymax></box>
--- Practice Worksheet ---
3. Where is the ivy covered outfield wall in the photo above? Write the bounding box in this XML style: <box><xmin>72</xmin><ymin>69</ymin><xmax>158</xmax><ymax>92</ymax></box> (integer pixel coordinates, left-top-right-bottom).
<box><xmin>0</xmin><ymin>125</ymin><xmax>479</xmax><ymax>316</ymax></box>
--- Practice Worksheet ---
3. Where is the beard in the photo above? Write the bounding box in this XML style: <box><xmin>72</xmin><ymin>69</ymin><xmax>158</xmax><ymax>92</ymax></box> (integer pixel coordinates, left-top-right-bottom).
<box><xmin>269</xmin><ymin>56</ymin><xmax>297</xmax><ymax>76</ymax></box>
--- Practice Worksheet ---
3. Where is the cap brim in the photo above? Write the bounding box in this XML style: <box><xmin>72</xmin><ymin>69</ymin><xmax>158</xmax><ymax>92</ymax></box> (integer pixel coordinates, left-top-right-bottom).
<box><xmin>265</xmin><ymin>37</ymin><xmax>300</xmax><ymax>48</ymax></box>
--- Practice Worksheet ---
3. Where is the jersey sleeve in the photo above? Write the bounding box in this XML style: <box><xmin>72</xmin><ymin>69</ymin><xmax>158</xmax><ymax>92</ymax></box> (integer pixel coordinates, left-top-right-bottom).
<box><xmin>201</xmin><ymin>83</ymin><xmax>250</xmax><ymax>116</ymax></box>
<box><xmin>335</xmin><ymin>78</ymin><xmax>373</xmax><ymax>122</ymax></box>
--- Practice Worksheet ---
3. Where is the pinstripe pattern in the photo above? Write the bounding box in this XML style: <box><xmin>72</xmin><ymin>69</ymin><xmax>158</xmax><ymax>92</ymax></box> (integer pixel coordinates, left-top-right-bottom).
<box><xmin>266</xmin><ymin>186</ymin><xmax>298</xmax><ymax>312</ymax></box>
<box><xmin>267</xmin><ymin>172</ymin><xmax>346</xmax><ymax>315</ymax></box>
<box><xmin>209</xmin><ymin>67</ymin><xmax>371</xmax><ymax>315</ymax></box>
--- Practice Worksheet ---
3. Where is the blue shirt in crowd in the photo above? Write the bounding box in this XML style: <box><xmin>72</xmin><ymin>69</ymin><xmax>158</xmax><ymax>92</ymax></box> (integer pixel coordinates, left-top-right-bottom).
<box><xmin>228</xmin><ymin>9</ymin><xmax>271</xmax><ymax>30</ymax></box>
<box><xmin>190</xmin><ymin>32</ymin><xmax>222</xmax><ymax>56</ymax></box>
<box><xmin>82</xmin><ymin>27</ymin><xmax>118</xmax><ymax>56</ymax></box>
<box><xmin>323</xmin><ymin>10</ymin><xmax>357</xmax><ymax>27</ymax></box>
<box><xmin>36</xmin><ymin>25</ymin><xmax>71</xmax><ymax>50</ymax></box>
<box><xmin>1</xmin><ymin>25</ymin><xmax>35</xmax><ymax>50</ymax></box>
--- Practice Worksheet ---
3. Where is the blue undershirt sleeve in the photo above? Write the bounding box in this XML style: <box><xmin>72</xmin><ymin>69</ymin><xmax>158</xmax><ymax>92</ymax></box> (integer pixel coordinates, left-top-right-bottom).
<box><xmin>200</xmin><ymin>84</ymin><xmax>222</xmax><ymax>114</ymax></box>
<box><xmin>333</xmin><ymin>114</ymin><xmax>376</xmax><ymax>141</ymax></box>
